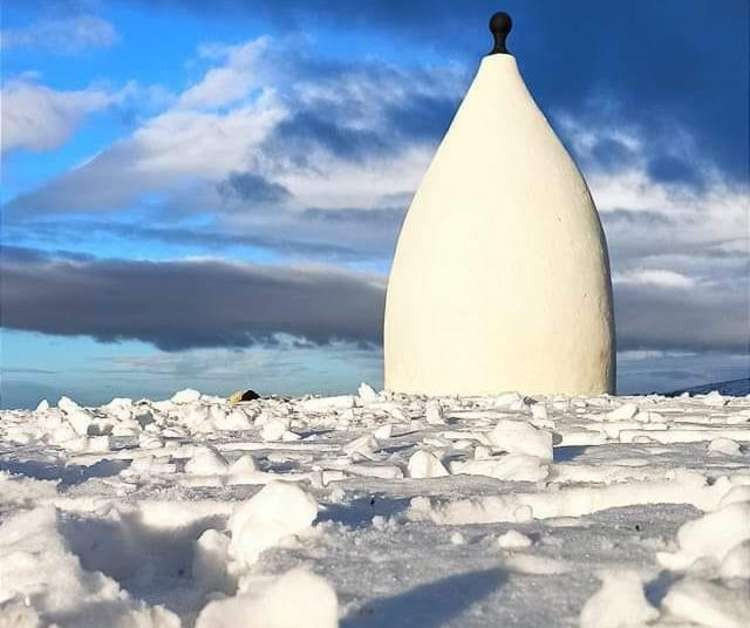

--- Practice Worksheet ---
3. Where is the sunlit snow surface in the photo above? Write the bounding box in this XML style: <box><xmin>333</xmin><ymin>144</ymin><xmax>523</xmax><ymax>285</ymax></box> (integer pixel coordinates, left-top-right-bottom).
<box><xmin>1</xmin><ymin>386</ymin><xmax>749</xmax><ymax>627</ymax></box>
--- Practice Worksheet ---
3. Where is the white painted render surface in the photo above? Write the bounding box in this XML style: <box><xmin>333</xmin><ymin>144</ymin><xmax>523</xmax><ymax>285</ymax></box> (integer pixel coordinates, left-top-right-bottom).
<box><xmin>384</xmin><ymin>53</ymin><xmax>615</xmax><ymax>396</ymax></box>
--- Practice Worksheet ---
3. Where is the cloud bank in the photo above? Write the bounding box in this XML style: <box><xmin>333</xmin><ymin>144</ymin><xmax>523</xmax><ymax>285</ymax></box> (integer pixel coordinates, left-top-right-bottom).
<box><xmin>1</xmin><ymin>247</ymin><xmax>385</xmax><ymax>351</ymax></box>
<box><xmin>2</xmin><ymin>246</ymin><xmax>746</xmax><ymax>356</ymax></box>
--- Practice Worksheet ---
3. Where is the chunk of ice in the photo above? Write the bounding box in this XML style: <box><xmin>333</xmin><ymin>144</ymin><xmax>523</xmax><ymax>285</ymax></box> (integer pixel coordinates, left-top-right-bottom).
<box><xmin>185</xmin><ymin>446</ymin><xmax>229</xmax><ymax>475</ymax></box>
<box><xmin>662</xmin><ymin>577</ymin><xmax>750</xmax><ymax>628</ymax></box>
<box><xmin>195</xmin><ymin>568</ymin><xmax>337</xmax><ymax>628</ymax></box>
<box><xmin>487</xmin><ymin>420</ymin><xmax>553</xmax><ymax>461</ymax></box>
<box><xmin>496</xmin><ymin>529</ymin><xmax>532</xmax><ymax>549</ymax></box>
<box><xmin>407</xmin><ymin>450</ymin><xmax>449</xmax><ymax>479</ymax></box>
<box><xmin>229</xmin><ymin>481</ymin><xmax>318</xmax><ymax>566</ymax></box>
<box><xmin>579</xmin><ymin>571</ymin><xmax>658</xmax><ymax>628</ymax></box>
<box><xmin>171</xmin><ymin>388</ymin><xmax>202</xmax><ymax>404</ymax></box>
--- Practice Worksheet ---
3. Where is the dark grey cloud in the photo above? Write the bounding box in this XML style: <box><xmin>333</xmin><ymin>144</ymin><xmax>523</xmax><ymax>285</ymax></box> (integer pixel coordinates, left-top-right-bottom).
<box><xmin>270</xmin><ymin>111</ymin><xmax>390</xmax><ymax>164</ymax></box>
<box><xmin>0</xmin><ymin>245</ymin><xmax>95</xmax><ymax>263</ymax></box>
<box><xmin>217</xmin><ymin>171</ymin><xmax>291</xmax><ymax>204</ymax></box>
<box><xmin>260</xmin><ymin>65</ymin><xmax>460</xmax><ymax>168</ymax></box>
<box><xmin>614</xmin><ymin>281</ymin><xmax>749</xmax><ymax>354</ymax></box>
<box><xmin>265</xmin><ymin>91</ymin><xmax>458</xmax><ymax>165</ymax></box>
<box><xmin>1</xmin><ymin>247</ymin><xmax>385</xmax><ymax>350</ymax></box>
<box><xmin>3</xmin><ymin>246</ymin><xmax>746</xmax><ymax>356</ymax></box>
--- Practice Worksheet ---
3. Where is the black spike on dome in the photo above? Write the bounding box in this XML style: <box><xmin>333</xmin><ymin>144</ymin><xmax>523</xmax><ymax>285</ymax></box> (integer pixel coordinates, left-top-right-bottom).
<box><xmin>488</xmin><ymin>11</ymin><xmax>512</xmax><ymax>55</ymax></box>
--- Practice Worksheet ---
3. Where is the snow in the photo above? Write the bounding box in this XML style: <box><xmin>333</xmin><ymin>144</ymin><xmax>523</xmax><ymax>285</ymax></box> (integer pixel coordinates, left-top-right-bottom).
<box><xmin>195</xmin><ymin>568</ymin><xmax>338</xmax><ymax>628</ymax></box>
<box><xmin>656</xmin><ymin>501</ymin><xmax>750</xmax><ymax>571</ymax></box>
<box><xmin>579</xmin><ymin>570</ymin><xmax>658</xmax><ymax>628</ymax></box>
<box><xmin>298</xmin><ymin>395</ymin><xmax>355</xmax><ymax>412</ymax></box>
<box><xmin>661</xmin><ymin>578</ymin><xmax>750</xmax><ymax>628</ymax></box>
<box><xmin>260</xmin><ymin>418</ymin><xmax>292</xmax><ymax>442</ymax></box>
<box><xmin>603</xmin><ymin>402</ymin><xmax>639</xmax><ymax>421</ymax></box>
<box><xmin>228</xmin><ymin>481</ymin><xmax>318</xmax><ymax>567</ymax></box>
<box><xmin>0</xmin><ymin>506</ymin><xmax>181</xmax><ymax>627</ymax></box>
<box><xmin>407</xmin><ymin>450</ymin><xmax>449</xmax><ymax>479</ymax></box>
<box><xmin>1</xmin><ymin>386</ymin><xmax>749</xmax><ymax>626</ymax></box>
<box><xmin>720</xmin><ymin>540</ymin><xmax>750</xmax><ymax>579</ymax></box>
<box><xmin>184</xmin><ymin>446</ymin><xmax>230</xmax><ymax>475</ymax></box>
<box><xmin>171</xmin><ymin>389</ymin><xmax>202</xmax><ymax>404</ymax></box>
<box><xmin>424</xmin><ymin>399</ymin><xmax>445</xmax><ymax>425</ymax></box>
<box><xmin>192</xmin><ymin>529</ymin><xmax>231</xmax><ymax>592</ymax></box>
<box><xmin>356</xmin><ymin>383</ymin><xmax>380</xmax><ymax>406</ymax></box>
<box><xmin>496</xmin><ymin>529</ymin><xmax>533</xmax><ymax>549</ymax></box>
<box><xmin>449</xmin><ymin>452</ymin><xmax>549</xmax><ymax>482</ymax></box>
<box><xmin>487</xmin><ymin>419</ymin><xmax>554</xmax><ymax>460</ymax></box>
<box><xmin>709</xmin><ymin>437</ymin><xmax>743</xmax><ymax>456</ymax></box>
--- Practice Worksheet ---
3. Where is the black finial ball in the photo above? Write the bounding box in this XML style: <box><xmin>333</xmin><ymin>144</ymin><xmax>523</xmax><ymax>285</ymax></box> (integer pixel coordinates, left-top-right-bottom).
<box><xmin>488</xmin><ymin>11</ymin><xmax>512</xmax><ymax>55</ymax></box>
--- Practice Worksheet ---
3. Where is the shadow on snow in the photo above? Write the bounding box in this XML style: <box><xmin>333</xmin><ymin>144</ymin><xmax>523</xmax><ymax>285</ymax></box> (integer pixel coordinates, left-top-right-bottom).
<box><xmin>553</xmin><ymin>445</ymin><xmax>590</xmax><ymax>463</ymax></box>
<box><xmin>341</xmin><ymin>567</ymin><xmax>507</xmax><ymax>628</ymax></box>
<box><xmin>0</xmin><ymin>457</ymin><xmax>129</xmax><ymax>488</ymax></box>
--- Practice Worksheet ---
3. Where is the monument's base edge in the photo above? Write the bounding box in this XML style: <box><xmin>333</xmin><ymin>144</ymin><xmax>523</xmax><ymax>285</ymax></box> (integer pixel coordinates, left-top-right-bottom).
<box><xmin>383</xmin><ymin>384</ymin><xmax>616</xmax><ymax>397</ymax></box>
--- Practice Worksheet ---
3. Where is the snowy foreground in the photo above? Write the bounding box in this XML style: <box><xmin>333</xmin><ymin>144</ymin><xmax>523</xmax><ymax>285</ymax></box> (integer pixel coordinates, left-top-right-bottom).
<box><xmin>1</xmin><ymin>386</ymin><xmax>749</xmax><ymax>628</ymax></box>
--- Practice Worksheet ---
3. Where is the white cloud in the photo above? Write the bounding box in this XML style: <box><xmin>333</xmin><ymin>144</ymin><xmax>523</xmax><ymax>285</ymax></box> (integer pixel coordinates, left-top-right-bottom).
<box><xmin>594</xmin><ymin>171</ymin><xmax>749</xmax><ymax>288</ymax></box>
<box><xmin>546</xmin><ymin>110</ymin><xmax>749</xmax><ymax>357</ymax></box>
<box><xmin>0</xmin><ymin>15</ymin><xmax>119</xmax><ymax>54</ymax></box>
<box><xmin>1</xmin><ymin>76</ymin><xmax>177</xmax><ymax>155</ymax></box>
<box><xmin>617</xmin><ymin>350</ymin><xmax>697</xmax><ymax>361</ymax></box>
<box><xmin>613</xmin><ymin>269</ymin><xmax>696</xmax><ymax>288</ymax></box>
<box><xmin>1</xmin><ymin>79</ymin><xmax>120</xmax><ymax>152</ymax></box>
<box><xmin>133</xmin><ymin>94</ymin><xmax>286</xmax><ymax>177</ymax></box>
<box><xmin>176</xmin><ymin>38</ymin><xmax>270</xmax><ymax>109</ymax></box>
<box><xmin>5</xmin><ymin>35</ymin><xmax>461</xmax><ymax>217</ymax></box>
<box><xmin>553</xmin><ymin>110</ymin><xmax>749</xmax><ymax>301</ymax></box>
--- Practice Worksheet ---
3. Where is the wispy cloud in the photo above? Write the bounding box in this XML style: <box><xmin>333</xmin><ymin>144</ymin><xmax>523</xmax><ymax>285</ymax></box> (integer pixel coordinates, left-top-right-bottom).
<box><xmin>4</xmin><ymin>207</ymin><xmax>405</xmax><ymax>262</ymax></box>
<box><xmin>1</xmin><ymin>79</ymin><xmax>120</xmax><ymax>152</ymax></box>
<box><xmin>1</xmin><ymin>78</ymin><xmax>172</xmax><ymax>153</ymax></box>
<box><xmin>4</xmin><ymin>35</ymin><xmax>462</xmax><ymax>213</ymax></box>
<box><xmin>1</xmin><ymin>14</ymin><xmax>119</xmax><ymax>54</ymax></box>
<box><xmin>613</xmin><ymin>269</ymin><xmax>696</xmax><ymax>289</ymax></box>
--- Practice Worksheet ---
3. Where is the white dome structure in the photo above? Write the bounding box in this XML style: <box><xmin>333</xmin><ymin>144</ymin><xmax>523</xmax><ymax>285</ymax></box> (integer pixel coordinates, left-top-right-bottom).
<box><xmin>384</xmin><ymin>12</ymin><xmax>615</xmax><ymax>396</ymax></box>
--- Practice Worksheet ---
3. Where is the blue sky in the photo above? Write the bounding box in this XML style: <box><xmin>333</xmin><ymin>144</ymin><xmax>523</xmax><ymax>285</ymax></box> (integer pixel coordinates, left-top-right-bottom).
<box><xmin>2</xmin><ymin>0</ymin><xmax>748</xmax><ymax>408</ymax></box>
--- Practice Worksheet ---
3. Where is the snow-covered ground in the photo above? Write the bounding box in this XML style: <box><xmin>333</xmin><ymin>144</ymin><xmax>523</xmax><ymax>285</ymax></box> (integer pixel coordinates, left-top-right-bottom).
<box><xmin>1</xmin><ymin>386</ymin><xmax>749</xmax><ymax>627</ymax></box>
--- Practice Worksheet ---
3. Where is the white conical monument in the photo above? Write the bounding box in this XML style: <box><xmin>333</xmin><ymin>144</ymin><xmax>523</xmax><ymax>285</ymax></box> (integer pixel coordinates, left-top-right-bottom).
<box><xmin>384</xmin><ymin>12</ymin><xmax>615</xmax><ymax>397</ymax></box>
